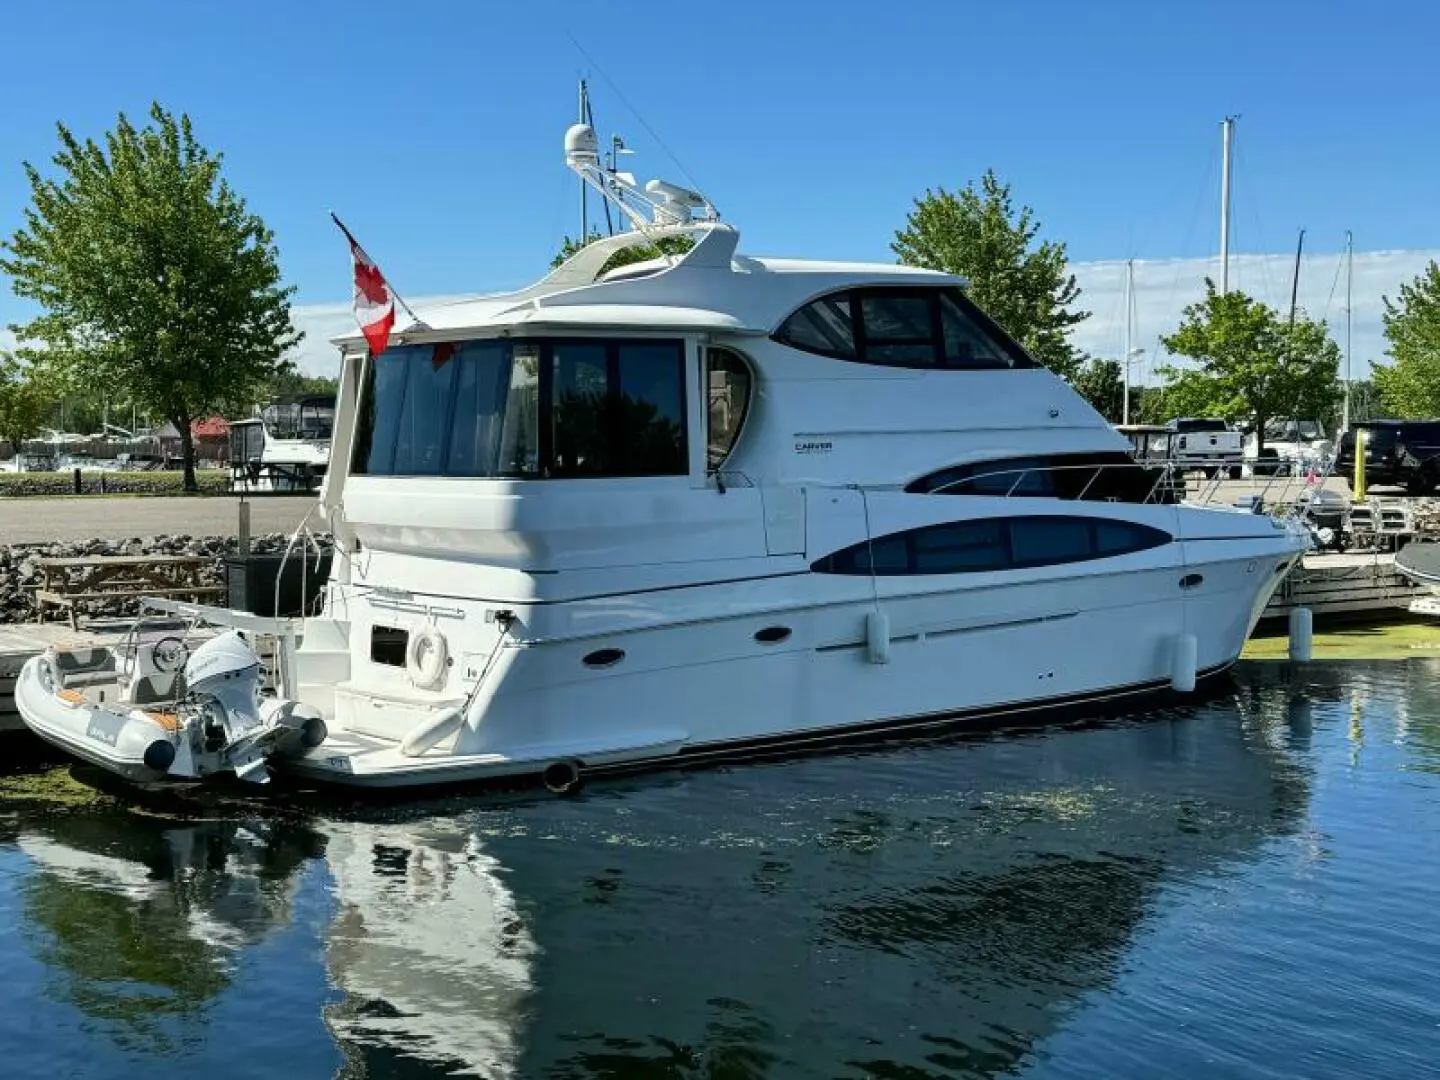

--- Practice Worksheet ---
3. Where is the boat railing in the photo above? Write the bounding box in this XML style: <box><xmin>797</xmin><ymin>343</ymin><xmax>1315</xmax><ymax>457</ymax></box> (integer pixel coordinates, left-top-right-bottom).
<box><xmin>924</xmin><ymin>453</ymin><xmax>1341</xmax><ymax>519</ymax></box>
<box><xmin>925</xmin><ymin>459</ymin><xmax>1185</xmax><ymax>504</ymax></box>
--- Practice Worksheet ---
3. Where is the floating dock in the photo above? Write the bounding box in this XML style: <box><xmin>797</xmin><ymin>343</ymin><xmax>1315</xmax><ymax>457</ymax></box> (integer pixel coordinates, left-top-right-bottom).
<box><xmin>1260</xmin><ymin>552</ymin><xmax>1429</xmax><ymax>623</ymax></box>
<box><xmin>0</xmin><ymin>622</ymin><xmax>135</xmax><ymax>733</ymax></box>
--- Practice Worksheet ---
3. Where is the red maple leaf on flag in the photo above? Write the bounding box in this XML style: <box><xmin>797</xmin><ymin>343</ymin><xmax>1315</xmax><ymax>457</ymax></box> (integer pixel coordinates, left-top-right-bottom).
<box><xmin>354</xmin><ymin>260</ymin><xmax>390</xmax><ymax>306</ymax></box>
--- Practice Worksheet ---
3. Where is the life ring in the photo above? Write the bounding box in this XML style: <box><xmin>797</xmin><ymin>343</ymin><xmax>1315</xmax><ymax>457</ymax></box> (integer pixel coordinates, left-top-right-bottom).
<box><xmin>406</xmin><ymin>623</ymin><xmax>449</xmax><ymax>689</ymax></box>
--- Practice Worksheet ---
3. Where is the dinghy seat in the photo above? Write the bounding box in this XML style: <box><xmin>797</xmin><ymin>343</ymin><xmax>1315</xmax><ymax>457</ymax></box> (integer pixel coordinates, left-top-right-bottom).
<box><xmin>53</xmin><ymin>649</ymin><xmax>117</xmax><ymax>690</ymax></box>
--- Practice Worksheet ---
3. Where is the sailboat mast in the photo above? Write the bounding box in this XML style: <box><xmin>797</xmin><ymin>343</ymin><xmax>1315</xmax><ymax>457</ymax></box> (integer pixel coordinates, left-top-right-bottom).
<box><xmin>1343</xmin><ymin>230</ymin><xmax>1353</xmax><ymax>431</ymax></box>
<box><xmin>578</xmin><ymin>79</ymin><xmax>590</xmax><ymax>241</ymax></box>
<box><xmin>1288</xmin><ymin>228</ymin><xmax>1305</xmax><ymax>327</ymax></box>
<box><xmin>1220</xmin><ymin>116</ymin><xmax>1236</xmax><ymax>293</ymax></box>
<box><xmin>1122</xmin><ymin>259</ymin><xmax>1133</xmax><ymax>425</ymax></box>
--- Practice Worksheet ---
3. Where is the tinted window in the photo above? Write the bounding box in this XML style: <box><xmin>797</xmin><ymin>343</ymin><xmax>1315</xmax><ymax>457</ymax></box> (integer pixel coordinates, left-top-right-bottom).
<box><xmin>352</xmin><ymin>338</ymin><xmax>686</xmax><ymax>478</ymax></box>
<box><xmin>550</xmin><ymin>341</ymin><xmax>687</xmax><ymax>477</ymax></box>
<box><xmin>812</xmin><ymin>516</ymin><xmax>1170</xmax><ymax>575</ymax></box>
<box><xmin>1011</xmin><ymin>517</ymin><xmax>1092</xmax><ymax>566</ymax></box>
<box><xmin>1170</xmin><ymin>418</ymin><xmax>1228</xmax><ymax>433</ymax></box>
<box><xmin>1401</xmin><ymin>423</ymin><xmax>1440</xmax><ymax>445</ymax></box>
<box><xmin>775</xmin><ymin>288</ymin><xmax>1031</xmax><ymax>370</ymax></box>
<box><xmin>774</xmin><ymin>294</ymin><xmax>856</xmax><ymax>357</ymax></box>
<box><xmin>707</xmin><ymin>348</ymin><xmax>752</xmax><ymax>470</ymax></box>
<box><xmin>908</xmin><ymin>457</ymin><xmax>1053</xmax><ymax>496</ymax></box>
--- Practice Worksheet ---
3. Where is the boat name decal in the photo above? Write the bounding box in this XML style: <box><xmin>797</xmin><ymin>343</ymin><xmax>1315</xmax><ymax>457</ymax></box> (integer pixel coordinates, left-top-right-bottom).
<box><xmin>794</xmin><ymin>439</ymin><xmax>833</xmax><ymax>455</ymax></box>
<box><xmin>85</xmin><ymin>711</ymin><xmax>126</xmax><ymax>748</ymax></box>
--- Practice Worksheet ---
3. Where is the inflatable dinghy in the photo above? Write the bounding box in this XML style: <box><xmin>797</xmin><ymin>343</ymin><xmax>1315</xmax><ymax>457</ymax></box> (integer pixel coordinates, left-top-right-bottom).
<box><xmin>15</xmin><ymin>619</ymin><xmax>326</xmax><ymax>784</ymax></box>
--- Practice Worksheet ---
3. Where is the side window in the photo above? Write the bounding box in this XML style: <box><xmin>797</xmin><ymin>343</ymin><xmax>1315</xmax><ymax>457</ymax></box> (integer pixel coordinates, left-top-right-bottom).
<box><xmin>907</xmin><ymin>457</ymin><xmax>1052</xmax><ymax>496</ymax></box>
<box><xmin>616</xmin><ymin>342</ymin><xmax>687</xmax><ymax>475</ymax></box>
<box><xmin>551</xmin><ymin>342</ymin><xmax>612</xmax><ymax>475</ymax></box>
<box><xmin>812</xmin><ymin>516</ymin><xmax>1170</xmax><ymax>575</ymax></box>
<box><xmin>939</xmin><ymin>293</ymin><xmax>1020</xmax><ymax>369</ymax></box>
<box><xmin>858</xmin><ymin>293</ymin><xmax>937</xmax><ymax>366</ymax></box>
<box><xmin>774</xmin><ymin>294</ymin><xmax>856</xmax><ymax>358</ymax></box>
<box><xmin>707</xmin><ymin>348</ymin><xmax>753</xmax><ymax>471</ymax></box>
<box><xmin>774</xmin><ymin>288</ymin><xmax>1033</xmax><ymax>369</ymax></box>
<box><xmin>550</xmin><ymin>340</ymin><xmax>688</xmax><ymax>478</ymax></box>
<box><xmin>1010</xmin><ymin>517</ymin><xmax>1092</xmax><ymax>566</ymax></box>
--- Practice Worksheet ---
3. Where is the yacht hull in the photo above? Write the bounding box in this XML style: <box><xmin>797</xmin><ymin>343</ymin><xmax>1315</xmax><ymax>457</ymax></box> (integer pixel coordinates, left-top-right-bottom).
<box><xmin>284</xmin><ymin>535</ymin><xmax>1297</xmax><ymax>789</ymax></box>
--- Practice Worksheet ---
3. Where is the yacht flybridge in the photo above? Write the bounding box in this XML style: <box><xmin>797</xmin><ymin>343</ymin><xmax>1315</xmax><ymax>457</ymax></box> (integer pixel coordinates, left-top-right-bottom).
<box><xmin>16</xmin><ymin>119</ymin><xmax>1308</xmax><ymax>790</ymax></box>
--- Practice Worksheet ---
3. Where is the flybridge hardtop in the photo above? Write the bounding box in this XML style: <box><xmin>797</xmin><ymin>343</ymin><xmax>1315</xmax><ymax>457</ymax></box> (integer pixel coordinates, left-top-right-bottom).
<box><xmin>330</xmin><ymin>117</ymin><xmax>964</xmax><ymax>349</ymax></box>
<box><xmin>330</xmin><ymin>226</ymin><xmax>966</xmax><ymax>347</ymax></box>
<box><xmin>18</xmin><ymin>109</ymin><xmax>1308</xmax><ymax>791</ymax></box>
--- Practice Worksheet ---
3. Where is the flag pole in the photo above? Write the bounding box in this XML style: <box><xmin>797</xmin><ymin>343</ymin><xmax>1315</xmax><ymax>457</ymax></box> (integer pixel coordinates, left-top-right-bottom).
<box><xmin>329</xmin><ymin>211</ymin><xmax>428</xmax><ymax>328</ymax></box>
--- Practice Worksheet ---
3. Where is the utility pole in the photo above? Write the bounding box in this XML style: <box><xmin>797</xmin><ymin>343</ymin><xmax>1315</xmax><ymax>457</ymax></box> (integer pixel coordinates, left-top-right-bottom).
<box><xmin>1220</xmin><ymin>116</ymin><xmax>1237</xmax><ymax>294</ymax></box>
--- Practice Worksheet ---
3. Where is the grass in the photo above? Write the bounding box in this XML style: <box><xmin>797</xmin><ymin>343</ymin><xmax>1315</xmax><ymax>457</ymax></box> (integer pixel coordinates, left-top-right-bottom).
<box><xmin>1243</xmin><ymin>619</ymin><xmax>1440</xmax><ymax>661</ymax></box>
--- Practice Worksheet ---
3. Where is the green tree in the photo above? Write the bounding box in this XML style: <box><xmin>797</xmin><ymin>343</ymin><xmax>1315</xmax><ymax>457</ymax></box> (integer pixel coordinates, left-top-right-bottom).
<box><xmin>0</xmin><ymin>353</ymin><xmax>54</xmax><ymax>453</ymax></box>
<box><xmin>892</xmin><ymin>171</ymin><xmax>1088</xmax><ymax>379</ymax></box>
<box><xmin>1157</xmin><ymin>280</ymin><xmax>1340</xmax><ymax>453</ymax></box>
<box><xmin>266</xmin><ymin>368</ymin><xmax>338</xmax><ymax>401</ymax></box>
<box><xmin>0</xmin><ymin>103</ymin><xmax>302</xmax><ymax>490</ymax></box>
<box><xmin>1374</xmin><ymin>261</ymin><xmax>1440</xmax><ymax>417</ymax></box>
<box><xmin>552</xmin><ymin>231</ymin><xmax>695</xmax><ymax>277</ymax></box>
<box><xmin>1071</xmin><ymin>356</ymin><xmax>1125</xmax><ymax>423</ymax></box>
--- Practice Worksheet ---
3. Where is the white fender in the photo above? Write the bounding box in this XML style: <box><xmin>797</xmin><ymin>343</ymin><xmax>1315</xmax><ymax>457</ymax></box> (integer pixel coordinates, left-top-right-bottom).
<box><xmin>1170</xmin><ymin>633</ymin><xmax>1198</xmax><ymax>693</ymax></box>
<box><xmin>407</xmin><ymin>623</ymin><xmax>449</xmax><ymax>690</ymax></box>
<box><xmin>866</xmin><ymin>609</ymin><xmax>890</xmax><ymax>665</ymax></box>
<box><xmin>400</xmin><ymin>706</ymin><xmax>465</xmax><ymax>758</ymax></box>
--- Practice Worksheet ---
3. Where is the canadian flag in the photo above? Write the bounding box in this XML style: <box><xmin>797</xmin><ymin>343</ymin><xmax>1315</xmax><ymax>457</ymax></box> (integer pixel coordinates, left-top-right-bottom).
<box><xmin>331</xmin><ymin>213</ymin><xmax>395</xmax><ymax>356</ymax></box>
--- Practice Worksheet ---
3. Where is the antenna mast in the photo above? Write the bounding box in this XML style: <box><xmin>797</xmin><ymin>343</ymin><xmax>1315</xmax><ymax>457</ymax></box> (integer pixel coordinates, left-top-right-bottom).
<box><xmin>1343</xmin><ymin>230</ymin><xmax>1353</xmax><ymax>431</ymax></box>
<box><xmin>1220</xmin><ymin>116</ymin><xmax>1237</xmax><ymax>294</ymax></box>
<box><xmin>578</xmin><ymin>79</ymin><xmax>590</xmax><ymax>241</ymax></box>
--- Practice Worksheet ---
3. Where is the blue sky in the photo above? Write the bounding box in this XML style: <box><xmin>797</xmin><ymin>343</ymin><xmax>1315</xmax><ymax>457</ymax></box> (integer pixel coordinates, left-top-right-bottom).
<box><xmin>2</xmin><ymin>0</ymin><xmax>1438</xmax><ymax>372</ymax></box>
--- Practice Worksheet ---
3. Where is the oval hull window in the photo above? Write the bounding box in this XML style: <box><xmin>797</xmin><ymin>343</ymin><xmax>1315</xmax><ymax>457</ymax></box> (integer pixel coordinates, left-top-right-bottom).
<box><xmin>1179</xmin><ymin>573</ymin><xmax>1204</xmax><ymax>590</ymax></box>
<box><xmin>754</xmin><ymin>626</ymin><xmax>792</xmax><ymax>644</ymax></box>
<box><xmin>583</xmin><ymin>647</ymin><xmax>626</xmax><ymax>669</ymax></box>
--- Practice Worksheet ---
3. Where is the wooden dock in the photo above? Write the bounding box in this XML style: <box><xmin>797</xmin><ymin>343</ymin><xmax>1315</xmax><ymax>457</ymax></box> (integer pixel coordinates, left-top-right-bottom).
<box><xmin>1260</xmin><ymin>551</ymin><xmax>1430</xmax><ymax>623</ymax></box>
<box><xmin>0</xmin><ymin>622</ymin><xmax>135</xmax><ymax>732</ymax></box>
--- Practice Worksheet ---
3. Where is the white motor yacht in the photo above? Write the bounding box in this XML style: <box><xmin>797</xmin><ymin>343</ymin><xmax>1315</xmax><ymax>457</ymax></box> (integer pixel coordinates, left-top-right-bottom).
<box><xmin>17</xmin><ymin>120</ymin><xmax>1308</xmax><ymax>790</ymax></box>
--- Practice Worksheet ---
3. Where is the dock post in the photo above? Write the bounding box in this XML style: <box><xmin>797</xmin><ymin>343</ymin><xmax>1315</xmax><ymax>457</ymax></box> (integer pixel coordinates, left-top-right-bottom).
<box><xmin>1353</xmin><ymin>430</ymin><xmax>1366</xmax><ymax>502</ymax></box>
<box><xmin>1288</xmin><ymin>606</ymin><xmax>1313</xmax><ymax>662</ymax></box>
<box><xmin>238</xmin><ymin>500</ymin><xmax>251</xmax><ymax>558</ymax></box>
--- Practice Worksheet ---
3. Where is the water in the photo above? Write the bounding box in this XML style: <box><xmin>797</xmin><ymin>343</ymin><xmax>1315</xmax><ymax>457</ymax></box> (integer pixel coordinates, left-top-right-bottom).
<box><xmin>2</xmin><ymin>661</ymin><xmax>1439</xmax><ymax>1079</ymax></box>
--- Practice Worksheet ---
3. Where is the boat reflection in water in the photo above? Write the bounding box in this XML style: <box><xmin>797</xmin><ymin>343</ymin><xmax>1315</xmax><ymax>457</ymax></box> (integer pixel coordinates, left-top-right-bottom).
<box><xmin>5</xmin><ymin>684</ymin><xmax>1324</xmax><ymax>1078</ymax></box>
<box><xmin>14</xmin><ymin>811</ymin><xmax>323</xmax><ymax>1050</ymax></box>
<box><xmin>322</xmin><ymin>816</ymin><xmax>536</xmax><ymax>1077</ymax></box>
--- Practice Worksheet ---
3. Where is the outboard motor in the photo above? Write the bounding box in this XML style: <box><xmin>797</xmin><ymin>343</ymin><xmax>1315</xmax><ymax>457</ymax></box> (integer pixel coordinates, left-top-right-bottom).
<box><xmin>181</xmin><ymin>630</ymin><xmax>328</xmax><ymax>782</ymax></box>
<box><xmin>184</xmin><ymin>631</ymin><xmax>271</xmax><ymax>781</ymax></box>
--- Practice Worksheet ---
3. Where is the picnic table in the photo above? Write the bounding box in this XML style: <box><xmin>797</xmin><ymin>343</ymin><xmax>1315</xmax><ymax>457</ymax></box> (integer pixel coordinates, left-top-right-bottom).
<box><xmin>35</xmin><ymin>554</ymin><xmax>226</xmax><ymax>629</ymax></box>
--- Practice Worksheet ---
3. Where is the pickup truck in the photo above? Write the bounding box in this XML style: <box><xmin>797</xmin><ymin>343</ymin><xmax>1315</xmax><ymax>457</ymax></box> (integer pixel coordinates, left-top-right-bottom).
<box><xmin>1163</xmin><ymin>418</ymin><xmax>1244</xmax><ymax>478</ymax></box>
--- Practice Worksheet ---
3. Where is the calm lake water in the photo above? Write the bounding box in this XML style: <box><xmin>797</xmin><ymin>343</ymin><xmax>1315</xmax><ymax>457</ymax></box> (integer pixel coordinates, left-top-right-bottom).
<box><xmin>2</xmin><ymin>660</ymin><xmax>1439</xmax><ymax>1079</ymax></box>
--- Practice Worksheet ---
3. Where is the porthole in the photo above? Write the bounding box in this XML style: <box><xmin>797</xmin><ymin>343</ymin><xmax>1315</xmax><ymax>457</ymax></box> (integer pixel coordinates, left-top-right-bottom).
<box><xmin>1179</xmin><ymin>573</ymin><xmax>1204</xmax><ymax>590</ymax></box>
<box><xmin>754</xmin><ymin>626</ymin><xmax>792</xmax><ymax>645</ymax></box>
<box><xmin>582</xmin><ymin>647</ymin><xmax>626</xmax><ymax>669</ymax></box>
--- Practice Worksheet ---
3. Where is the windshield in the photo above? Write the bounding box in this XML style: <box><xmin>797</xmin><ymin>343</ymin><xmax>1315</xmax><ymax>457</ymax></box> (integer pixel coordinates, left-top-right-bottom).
<box><xmin>262</xmin><ymin>397</ymin><xmax>335</xmax><ymax>441</ymax></box>
<box><xmin>351</xmin><ymin>338</ymin><xmax>688</xmax><ymax>479</ymax></box>
<box><xmin>1263</xmin><ymin>419</ymin><xmax>1323</xmax><ymax>441</ymax></box>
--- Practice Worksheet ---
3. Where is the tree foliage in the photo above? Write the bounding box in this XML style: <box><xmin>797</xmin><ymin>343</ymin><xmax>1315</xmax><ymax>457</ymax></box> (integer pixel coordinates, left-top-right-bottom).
<box><xmin>1374</xmin><ymin>260</ymin><xmax>1440</xmax><ymax>418</ymax></box>
<box><xmin>1156</xmin><ymin>280</ymin><xmax>1340</xmax><ymax>451</ymax></box>
<box><xmin>0</xmin><ymin>353</ymin><xmax>53</xmax><ymax>453</ymax></box>
<box><xmin>552</xmin><ymin>231</ymin><xmax>696</xmax><ymax>277</ymax></box>
<box><xmin>1070</xmin><ymin>357</ymin><xmax>1125</xmax><ymax>423</ymax></box>
<box><xmin>892</xmin><ymin>171</ymin><xmax>1088</xmax><ymax>380</ymax></box>
<box><xmin>267</xmin><ymin>369</ymin><xmax>338</xmax><ymax>401</ymax></box>
<box><xmin>0</xmin><ymin>103</ymin><xmax>302</xmax><ymax>489</ymax></box>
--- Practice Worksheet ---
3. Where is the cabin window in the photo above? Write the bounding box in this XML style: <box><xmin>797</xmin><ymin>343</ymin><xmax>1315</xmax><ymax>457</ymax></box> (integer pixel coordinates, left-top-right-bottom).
<box><xmin>706</xmin><ymin>347</ymin><xmax>753</xmax><ymax>470</ymax></box>
<box><xmin>906</xmin><ymin>452</ymin><xmax>1174</xmax><ymax>504</ymax></box>
<box><xmin>811</xmin><ymin>516</ymin><xmax>1171</xmax><ymax>575</ymax></box>
<box><xmin>773</xmin><ymin>287</ymin><xmax>1032</xmax><ymax>370</ymax></box>
<box><xmin>351</xmin><ymin>337</ymin><xmax>687</xmax><ymax>479</ymax></box>
<box><xmin>550</xmin><ymin>340</ymin><xmax>687</xmax><ymax>477</ymax></box>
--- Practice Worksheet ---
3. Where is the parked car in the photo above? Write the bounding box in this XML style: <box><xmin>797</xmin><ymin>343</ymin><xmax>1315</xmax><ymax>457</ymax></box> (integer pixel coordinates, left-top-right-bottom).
<box><xmin>1163</xmin><ymin>417</ymin><xmax>1244</xmax><ymax>478</ymax></box>
<box><xmin>1336</xmin><ymin>420</ymin><xmax>1440</xmax><ymax>494</ymax></box>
